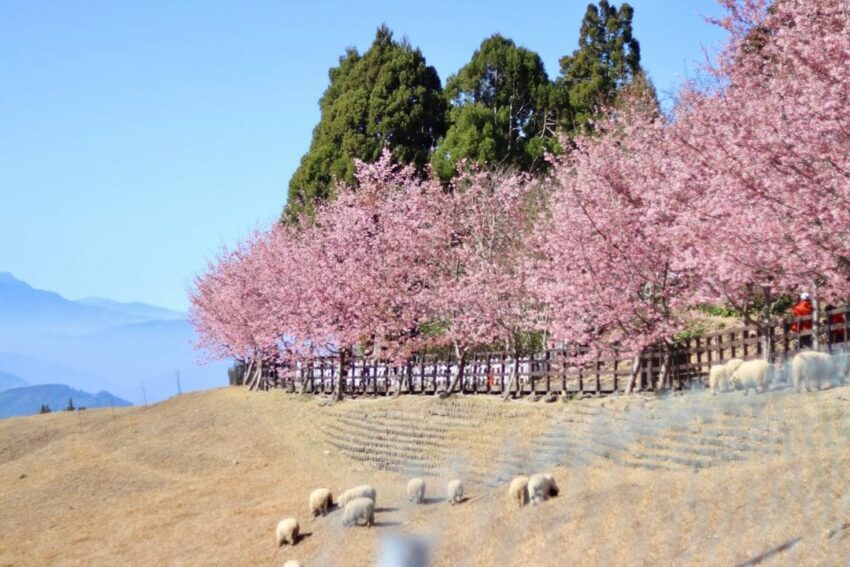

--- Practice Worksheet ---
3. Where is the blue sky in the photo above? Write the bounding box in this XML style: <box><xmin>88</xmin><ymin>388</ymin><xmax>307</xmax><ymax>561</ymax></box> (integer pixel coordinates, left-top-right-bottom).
<box><xmin>0</xmin><ymin>1</ymin><xmax>728</xmax><ymax>311</ymax></box>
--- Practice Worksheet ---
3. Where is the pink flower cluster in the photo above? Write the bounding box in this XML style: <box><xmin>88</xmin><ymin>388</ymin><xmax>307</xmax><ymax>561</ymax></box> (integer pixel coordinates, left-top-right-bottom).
<box><xmin>191</xmin><ymin>0</ymin><xmax>850</xmax><ymax>367</ymax></box>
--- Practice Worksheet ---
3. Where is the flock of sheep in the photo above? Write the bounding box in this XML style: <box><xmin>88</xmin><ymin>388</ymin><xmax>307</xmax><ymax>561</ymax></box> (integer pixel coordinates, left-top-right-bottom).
<box><xmin>708</xmin><ymin>350</ymin><xmax>849</xmax><ymax>395</ymax></box>
<box><xmin>275</xmin><ymin>473</ymin><xmax>558</xmax><ymax>565</ymax></box>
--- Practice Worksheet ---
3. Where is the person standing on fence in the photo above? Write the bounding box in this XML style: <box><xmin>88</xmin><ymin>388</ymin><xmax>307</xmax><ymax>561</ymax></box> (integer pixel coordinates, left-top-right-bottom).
<box><xmin>790</xmin><ymin>292</ymin><xmax>814</xmax><ymax>348</ymax></box>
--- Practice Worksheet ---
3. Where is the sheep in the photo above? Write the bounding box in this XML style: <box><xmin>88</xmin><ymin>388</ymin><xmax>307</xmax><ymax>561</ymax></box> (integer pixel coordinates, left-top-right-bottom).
<box><xmin>729</xmin><ymin>359</ymin><xmax>772</xmax><ymax>395</ymax></box>
<box><xmin>283</xmin><ymin>561</ymin><xmax>301</xmax><ymax>567</ymax></box>
<box><xmin>407</xmin><ymin>477</ymin><xmax>426</xmax><ymax>504</ymax></box>
<box><xmin>508</xmin><ymin>475</ymin><xmax>530</xmax><ymax>508</ymax></box>
<box><xmin>791</xmin><ymin>351</ymin><xmax>847</xmax><ymax>392</ymax></box>
<box><xmin>275</xmin><ymin>518</ymin><xmax>300</xmax><ymax>546</ymax></box>
<box><xmin>708</xmin><ymin>358</ymin><xmax>743</xmax><ymax>395</ymax></box>
<box><xmin>447</xmin><ymin>479</ymin><xmax>464</xmax><ymax>504</ymax></box>
<box><xmin>342</xmin><ymin>497</ymin><xmax>375</xmax><ymax>527</ymax></box>
<box><xmin>309</xmin><ymin>488</ymin><xmax>333</xmax><ymax>517</ymax></box>
<box><xmin>338</xmin><ymin>485</ymin><xmax>376</xmax><ymax>507</ymax></box>
<box><xmin>528</xmin><ymin>473</ymin><xmax>559</xmax><ymax>505</ymax></box>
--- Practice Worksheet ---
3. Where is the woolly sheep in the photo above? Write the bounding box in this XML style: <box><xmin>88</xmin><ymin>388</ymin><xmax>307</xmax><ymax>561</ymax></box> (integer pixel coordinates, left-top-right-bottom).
<box><xmin>275</xmin><ymin>518</ymin><xmax>300</xmax><ymax>546</ymax></box>
<box><xmin>508</xmin><ymin>475</ymin><xmax>530</xmax><ymax>508</ymax></box>
<box><xmin>407</xmin><ymin>478</ymin><xmax>426</xmax><ymax>504</ymax></box>
<box><xmin>447</xmin><ymin>479</ymin><xmax>464</xmax><ymax>504</ymax></box>
<box><xmin>339</xmin><ymin>485</ymin><xmax>376</xmax><ymax>507</ymax></box>
<box><xmin>309</xmin><ymin>488</ymin><xmax>333</xmax><ymax>517</ymax></box>
<box><xmin>528</xmin><ymin>473</ymin><xmax>559</xmax><ymax>505</ymax></box>
<box><xmin>283</xmin><ymin>561</ymin><xmax>301</xmax><ymax>567</ymax></box>
<box><xmin>729</xmin><ymin>359</ymin><xmax>772</xmax><ymax>395</ymax></box>
<box><xmin>342</xmin><ymin>497</ymin><xmax>375</xmax><ymax>527</ymax></box>
<box><xmin>791</xmin><ymin>351</ymin><xmax>847</xmax><ymax>392</ymax></box>
<box><xmin>708</xmin><ymin>359</ymin><xmax>743</xmax><ymax>395</ymax></box>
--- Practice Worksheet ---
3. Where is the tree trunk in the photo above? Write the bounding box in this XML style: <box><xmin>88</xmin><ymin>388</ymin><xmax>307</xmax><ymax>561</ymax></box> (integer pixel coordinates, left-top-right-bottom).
<box><xmin>813</xmin><ymin>294</ymin><xmax>821</xmax><ymax>350</ymax></box>
<box><xmin>242</xmin><ymin>358</ymin><xmax>255</xmax><ymax>389</ymax></box>
<box><xmin>625</xmin><ymin>353</ymin><xmax>641</xmax><ymax>394</ymax></box>
<box><xmin>655</xmin><ymin>346</ymin><xmax>671</xmax><ymax>393</ymax></box>
<box><xmin>502</xmin><ymin>355</ymin><xmax>521</xmax><ymax>400</ymax></box>
<box><xmin>334</xmin><ymin>348</ymin><xmax>351</xmax><ymax>402</ymax></box>
<box><xmin>443</xmin><ymin>344</ymin><xmax>466</xmax><ymax>397</ymax></box>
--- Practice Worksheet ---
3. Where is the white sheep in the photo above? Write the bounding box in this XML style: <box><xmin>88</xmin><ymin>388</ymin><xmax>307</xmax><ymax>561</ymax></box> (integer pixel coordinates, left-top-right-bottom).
<box><xmin>309</xmin><ymin>488</ymin><xmax>333</xmax><ymax>517</ymax></box>
<box><xmin>708</xmin><ymin>358</ymin><xmax>743</xmax><ymax>395</ymax></box>
<box><xmin>342</xmin><ymin>497</ymin><xmax>375</xmax><ymax>527</ymax></box>
<box><xmin>447</xmin><ymin>479</ymin><xmax>464</xmax><ymax>504</ymax></box>
<box><xmin>791</xmin><ymin>351</ymin><xmax>846</xmax><ymax>392</ymax></box>
<box><xmin>338</xmin><ymin>485</ymin><xmax>376</xmax><ymax>507</ymax></box>
<box><xmin>508</xmin><ymin>475</ymin><xmax>530</xmax><ymax>508</ymax></box>
<box><xmin>528</xmin><ymin>473</ymin><xmax>559</xmax><ymax>505</ymax></box>
<box><xmin>729</xmin><ymin>359</ymin><xmax>772</xmax><ymax>395</ymax></box>
<box><xmin>283</xmin><ymin>561</ymin><xmax>301</xmax><ymax>567</ymax></box>
<box><xmin>407</xmin><ymin>478</ymin><xmax>426</xmax><ymax>504</ymax></box>
<box><xmin>275</xmin><ymin>518</ymin><xmax>300</xmax><ymax>546</ymax></box>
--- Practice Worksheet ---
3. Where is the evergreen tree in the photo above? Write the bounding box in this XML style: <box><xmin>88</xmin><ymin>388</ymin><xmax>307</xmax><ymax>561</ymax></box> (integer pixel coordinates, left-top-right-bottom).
<box><xmin>432</xmin><ymin>35</ymin><xmax>559</xmax><ymax>180</ymax></box>
<box><xmin>65</xmin><ymin>398</ymin><xmax>75</xmax><ymax>412</ymax></box>
<box><xmin>284</xmin><ymin>25</ymin><xmax>447</xmax><ymax>221</ymax></box>
<box><xmin>558</xmin><ymin>1</ymin><xmax>642</xmax><ymax>131</ymax></box>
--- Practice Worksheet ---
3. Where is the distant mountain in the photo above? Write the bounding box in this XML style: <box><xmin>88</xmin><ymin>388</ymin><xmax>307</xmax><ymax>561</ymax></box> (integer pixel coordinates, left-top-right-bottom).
<box><xmin>0</xmin><ymin>273</ymin><xmax>229</xmax><ymax>405</ymax></box>
<box><xmin>0</xmin><ymin>384</ymin><xmax>131</xmax><ymax>419</ymax></box>
<box><xmin>0</xmin><ymin>272</ymin><xmax>147</xmax><ymax>339</ymax></box>
<box><xmin>0</xmin><ymin>371</ymin><xmax>26</xmax><ymax>392</ymax></box>
<box><xmin>76</xmin><ymin>297</ymin><xmax>184</xmax><ymax>321</ymax></box>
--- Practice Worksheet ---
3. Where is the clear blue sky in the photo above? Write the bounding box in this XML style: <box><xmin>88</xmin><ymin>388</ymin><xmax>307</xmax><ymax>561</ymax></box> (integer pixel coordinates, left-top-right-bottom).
<box><xmin>0</xmin><ymin>1</ymin><xmax>727</xmax><ymax>311</ymax></box>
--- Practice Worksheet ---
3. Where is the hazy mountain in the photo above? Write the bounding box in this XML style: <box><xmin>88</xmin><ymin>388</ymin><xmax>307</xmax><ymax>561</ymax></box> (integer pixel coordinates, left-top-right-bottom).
<box><xmin>0</xmin><ymin>272</ymin><xmax>146</xmax><ymax>339</ymax></box>
<box><xmin>0</xmin><ymin>370</ymin><xmax>26</xmax><ymax>392</ymax></box>
<box><xmin>0</xmin><ymin>273</ymin><xmax>229</xmax><ymax>405</ymax></box>
<box><xmin>76</xmin><ymin>297</ymin><xmax>184</xmax><ymax>321</ymax></box>
<box><xmin>0</xmin><ymin>384</ymin><xmax>131</xmax><ymax>419</ymax></box>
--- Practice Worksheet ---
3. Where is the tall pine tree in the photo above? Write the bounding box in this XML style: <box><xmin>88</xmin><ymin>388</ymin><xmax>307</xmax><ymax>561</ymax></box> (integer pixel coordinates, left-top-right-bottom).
<box><xmin>431</xmin><ymin>35</ymin><xmax>559</xmax><ymax>180</ymax></box>
<box><xmin>284</xmin><ymin>26</ymin><xmax>446</xmax><ymax>221</ymax></box>
<box><xmin>558</xmin><ymin>1</ymin><xmax>643</xmax><ymax>131</ymax></box>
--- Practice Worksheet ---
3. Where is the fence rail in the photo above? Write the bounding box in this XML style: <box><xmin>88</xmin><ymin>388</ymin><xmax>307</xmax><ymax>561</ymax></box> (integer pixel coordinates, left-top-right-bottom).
<box><xmin>255</xmin><ymin>307</ymin><xmax>849</xmax><ymax>397</ymax></box>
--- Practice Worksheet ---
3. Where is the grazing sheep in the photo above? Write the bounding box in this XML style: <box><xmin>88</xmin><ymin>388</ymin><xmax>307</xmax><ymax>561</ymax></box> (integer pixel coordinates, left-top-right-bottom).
<box><xmin>528</xmin><ymin>473</ymin><xmax>559</xmax><ymax>505</ymax></box>
<box><xmin>309</xmin><ymin>488</ymin><xmax>333</xmax><ymax>517</ymax></box>
<box><xmin>275</xmin><ymin>518</ymin><xmax>300</xmax><ymax>546</ymax></box>
<box><xmin>283</xmin><ymin>561</ymin><xmax>301</xmax><ymax>567</ymax></box>
<box><xmin>508</xmin><ymin>475</ymin><xmax>530</xmax><ymax>508</ymax></box>
<box><xmin>729</xmin><ymin>359</ymin><xmax>772</xmax><ymax>395</ymax></box>
<box><xmin>407</xmin><ymin>478</ymin><xmax>426</xmax><ymax>504</ymax></box>
<box><xmin>338</xmin><ymin>485</ymin><xmax>376</xmax><ymax>507</ymax></box>
<box><xmin>342</xmin><ymin>497</ymin><xmax>375</xmax><ymax>527</ymax></box>
<box><xmin>447</xmin><ymin>479</ymin><xmax>464</xmax><ymax>504</ymax></box>
<box><xmin>791</xmin><ymin>351</ymin><xmax>846</xmax><ymax>392</ymax></box>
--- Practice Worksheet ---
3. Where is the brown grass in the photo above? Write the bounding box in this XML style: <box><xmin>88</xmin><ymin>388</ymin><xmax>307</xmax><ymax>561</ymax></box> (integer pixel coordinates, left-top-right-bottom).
<box><xmin>1</xmin><ymin>386</ymin><xmax>849</xmax><ymax>566</ymax></box>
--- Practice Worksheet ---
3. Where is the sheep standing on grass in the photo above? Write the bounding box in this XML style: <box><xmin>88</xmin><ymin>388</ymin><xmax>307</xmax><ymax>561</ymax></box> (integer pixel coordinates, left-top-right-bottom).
<box><xmin>708</xmin><ymin>359</ymin><xmax>743</xmax><ymax>395</ymax></box>
<box><xmin>309</xmin><ymin>488</ymin><xmax>333</xmax><ymax>517</ymax></box>
<box><xmin>407</xmin><ymin>478</ymin><xmax>426</xmax><ymax>504</ymax></box>
<box><xmin>508</xmin><ymin>476</ymin><xmax>530</xmax><ymax>508</ymax></box>
<box><xmin>339</xmin><ymin>485</ymin><xmax>376</xmax><ymax>507</ymax></box>
<box><xmin>528</xmin><ymin>473</ymin><xmax>559</xmax><ymax>505</ymax></box>
<box><xmin>342</xmin><ymin>497</ymin><xmax>375</xmax><ymax>527</ymax></box>
<box><xmin>729</xmin><ymin>359</ymin><xmax>772</xmax><ymax>395</ymax></box>
<box><xmin>275</xmin><ymin>518</ymin><xmax>300</xmax><ymax>546</ymax></box>
<box><xmin>792</xmin><ymin>351</ymin><xmax>846</xmax><ymax>392</ymax></box>
<box><xmin>447</xmin><ymin>479</ymin><xmax>464</xmax><ymax>504</ymax></box>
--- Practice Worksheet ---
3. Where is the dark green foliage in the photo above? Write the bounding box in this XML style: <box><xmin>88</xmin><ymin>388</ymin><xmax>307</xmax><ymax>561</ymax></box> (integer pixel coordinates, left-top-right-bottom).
<box><xmin>65</xmin><ymin>397</ymin><xmax>75</xmax><ymax>411</ymax></box>
<box><xmin>284</xmin><ymin>25</ymin><xmax>447</xmax><ymax>221</ymax></box>
<box><xmin>432</xmin><ymin>35</ymin><xmax>560</xmax><ymax>180</ymax></box>
<box><xmin>558</xmin><ymin>1</ymin><xmax>643</xmax><ymax>131</ymax></box>
<box><xmin>39</xmin><ymin>404</ymin><xmax>51</xmax><ymax>414</ymax></box>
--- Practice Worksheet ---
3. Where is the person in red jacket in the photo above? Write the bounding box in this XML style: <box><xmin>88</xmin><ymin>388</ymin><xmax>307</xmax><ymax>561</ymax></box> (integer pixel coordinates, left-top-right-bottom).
<box><xmin>790</xmin><ymin>292</ymin><xmax>814</xmax><ymax>348</ymax></box>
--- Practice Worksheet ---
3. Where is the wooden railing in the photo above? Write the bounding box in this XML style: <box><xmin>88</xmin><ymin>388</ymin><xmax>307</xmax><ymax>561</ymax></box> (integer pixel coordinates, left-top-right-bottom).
<box><xmin>257</xmin><ymin>307</ymin><xmax>849</xmax><ymax>397</ymax></box>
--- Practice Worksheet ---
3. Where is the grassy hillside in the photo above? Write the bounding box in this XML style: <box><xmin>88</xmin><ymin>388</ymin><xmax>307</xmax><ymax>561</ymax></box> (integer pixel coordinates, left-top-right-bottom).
<box><xmin>1</xmin><ymin>385</ymin><xmax>849</xmax><ymax>566</ymax></box>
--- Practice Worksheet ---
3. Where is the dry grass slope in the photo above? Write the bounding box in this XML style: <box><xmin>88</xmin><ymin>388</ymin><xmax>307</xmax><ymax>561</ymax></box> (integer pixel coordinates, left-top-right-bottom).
<box><xmin>1</xmin><ymin>385</ymin><xmax>849</xmax><ymax>566</ymax></box>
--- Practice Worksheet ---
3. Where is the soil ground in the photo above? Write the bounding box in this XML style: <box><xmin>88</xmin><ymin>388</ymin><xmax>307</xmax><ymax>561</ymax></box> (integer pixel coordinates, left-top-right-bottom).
<box><xmin>1</xmin><ymin>382</ymin><xmax>849</xmax><ymax>566</ymax></box>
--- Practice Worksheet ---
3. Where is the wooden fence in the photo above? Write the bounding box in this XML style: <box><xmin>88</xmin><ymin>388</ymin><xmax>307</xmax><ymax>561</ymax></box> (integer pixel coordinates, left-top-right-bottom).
<box><xmin>258</xmin><ymin>307</ymin><xmax>849</xmax><ymax>397</ymax></box>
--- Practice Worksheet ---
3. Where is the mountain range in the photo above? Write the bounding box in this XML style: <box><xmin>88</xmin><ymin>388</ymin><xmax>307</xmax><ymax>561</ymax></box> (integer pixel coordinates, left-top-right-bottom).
<box><xmin>0</xmin><ymin>272</ymin><xmax>229</xmax><ymax>409</ymax></box>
